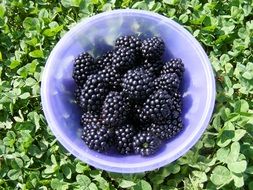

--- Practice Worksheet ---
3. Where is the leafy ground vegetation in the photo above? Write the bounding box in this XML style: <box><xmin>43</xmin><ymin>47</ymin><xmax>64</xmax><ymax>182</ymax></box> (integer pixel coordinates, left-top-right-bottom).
<box><xmin>0</xmin><ymin>0</ymin><xmax>253</xmax><ymax>189</ymax></box>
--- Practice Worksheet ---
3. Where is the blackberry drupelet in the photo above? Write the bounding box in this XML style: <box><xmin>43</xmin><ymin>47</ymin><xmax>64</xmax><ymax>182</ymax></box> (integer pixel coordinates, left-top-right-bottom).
<box><xmin>142</xmin><ymin>59</ymin><xmax>164</xmax><ymax>75</ymax></box>
<box><xmin>154</xmin><ymin>73</ymin><xmax>180</xmax><ymax>92</ymax></box>
<box><xmin>122</xmin><ymin>68</ymin><xmax>155</xmax><ymax>101</ymax></box>
<box><xmin>81</xmin><ymin>123</ymin><xmax>113</xmax><ymax>152</ymax></box>
<box><xmin>139</xmin><ymin>89</ymin><xmax>172</xmax><ymax>124</ymax></box>
<box><xmin>79</xmin><ymin>74</ymin><xmax>109</xmax><ymax>114</ymax></box>
<box><xmin>80</xmin><ymin>112</ymin><xmax>99</xmax><ymax>126</ymax></box>
<box><xmin>74</xmin><ymin>86</ymin><xmax>82</xmax><ymax>104</ymax></box>
<box><xmin>101</xmin><ymin>91</ymin><xmax>130</xmax><ymax>127</ymax></box>
<box><xmin>72</xmin><ymin>52</ymin><xmax>97</xmax><ymax>85</ymax></box>
<box><xmin>115</xmin><ymin>35</ymin><xmax>142</xmax><ymax>60</ymax></box>
<box><xmin>98</xmin><ymin>67</ymin><xmax>122</xmax><ymax>90</ymax></box>
<box><xmin>161</xmin><ymin>58</ymin><xmax>185</xmax><ymax>79</ymax></box>
<box><xmin>96</xmin><ymin>50</ymin><xmax>114</xmax><ymax>69</ymax></box>
<box><xmin>133</xmin><ymin>132</ymin><xmax>162</xmax><ymax>156</ymax></box>
<box><xmin>112</xmin><ymin>47</ymin><xmax>136</xmax><ymax>72</ymax></box>
<box><xmin>114</xmin><ymin>124</ymin><xmax>136</xmax><ymax>155</ymax></box>
<box><xmin>141</xmin><ymin>36</ymin><xmax>165</xmax><ymax>59</ymax></box>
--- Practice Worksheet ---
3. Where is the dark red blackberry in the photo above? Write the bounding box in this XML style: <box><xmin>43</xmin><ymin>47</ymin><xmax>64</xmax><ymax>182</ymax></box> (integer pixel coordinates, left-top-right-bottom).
<box><xmin>111</xmin><ymin>47</ymin><xmax>136</xmax><ymax>73</ymax></box>
<box><xmin>115</xmin><ymin>35</ymin><xmax>142</xmax><ymax>60</ymax></box>
<box><xmin>141</xmin><ymin>37</ymin><xmax>165</xmax><ymax>59</ymax></box>
<box><xmin>142</xmin><ymin>59</ymin><xmax>163</xmax><ymax>75</ymax></box>
<box><xmin>133</xmin><ymin>132</ymin><xmax>162</xmax><ymax>156</ymax></box>
<box><xmin>114</xmin><ymin>124</ymin><xmax>136</xmax><ymax>155</ymax></box>
<box><xmin>161</xmin><ymin>58</ymin><xmax>185</xmax><ymax>79</ymax></box>
<box><xmin>98</xmin><ymin>67</ymin><xmax>122</xmax><ymax>90</ymax></box>
<box><xmin>81</xmin><ymin>122</ymin><xmax>113</xmax><ymax>153</ymax></box>
<box><xmin>96</xmin><ymin>50</ymin><xmax>114</xmax><ymax>69</ymax></box>
<box><xmin>79</xmin><ymin>74</ymin><xmax>109</xmax><ymax>114</ymax></box>
<box><xmin>101</xmin><ymin>91</ymin><xmax>130</xmax><ymax>127</ymax></box>
<box><xmin>72</xmin><ymin>52</ymin><xmax>97</xmax><ymax>85</ymax></box>
<box><xmin>74</xmin><ymin>86</ymin><xmax>82</xmax><ymax>104</ymax></box>
<box><xmin>154</xmin><ymin>73</ymin><xmax>180</xmax><ymax>92</ymax></box>
<box><xmin>122</xmin><ymin>68</ymin><xmax>155</xmax><ymax>101</ymax></box>
<box><xmin>139</xmin><ymin>89</ymin><xmax>172</xmax><ymax>124</ymax></box>
<box><xmin>80</xmin><ymin>113</ymin><xmax>99</xmax><ymax>126</ymax></box>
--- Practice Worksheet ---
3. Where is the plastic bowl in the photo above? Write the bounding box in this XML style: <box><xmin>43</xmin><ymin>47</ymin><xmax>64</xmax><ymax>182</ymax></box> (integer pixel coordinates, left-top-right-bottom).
<box><xmin>41</xmin><ymin>9</ymin><xmax>215</xmax><ymax>173</ymax></box>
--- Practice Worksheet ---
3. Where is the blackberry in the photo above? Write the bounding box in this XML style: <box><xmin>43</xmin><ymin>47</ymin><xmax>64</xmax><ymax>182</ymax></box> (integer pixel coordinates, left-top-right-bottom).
<box><xmin>98</xmin><ymin>67</ymin><xmax>122</xmax><ymax>90</ymax></box>
<box><xmin>154</xmin><ymin>73</ymin><xmax>180</xmax><ymax>93</ymax></box>
<box><xmin>79</xmin><ymin>74</ymin><xmax>109</xmax><ymax>114</ymax></box>
<box><xmin>143</xmin><ymin>59</ymin><xmax>163</xmax><ymax>75</ymax></box>
<box><xmin>72</xmin><ymin>52</ymin><xmax>97</xmax><ymax>85</ymax></box>
<box><xmin>133</xmin><ymin>132</ymin><xmax>162</xmax><ymax>156</ymax></box>
<box><xmin>161</xmin><ymin>58</ymin><xmax>185</xmax><ymax>79</ymax></box>
<box><xmin>80</xmin><ymin>113</ymin><xmax>99</xmax><ymax>126</ymax></box>
<box><xmin>170</xmin><ymin>116</ymin><xmax>183</xmax><ymax>134</ymax></box>
<box><xmin>115</xmin><ymin>35</ymin><xmax>142</xmax><ymax>60</ymax></box>
<box><xmin>101</xmin><ymin>91</ymin><xmax>130</xmax><ymax>127</ymax></box>
<box><xmin>81</xmin><ymin>122</ymin><xmax>113</xmax><ymax>152</ymax></box>
<box><xmin>111</xmin><ymin>47</ymin><xmax>136</xmax><ymax>72</ymax></box>
<box><xmin>114</xmin><ymin>124</ymin><xmax>136</xmax><ymax>155</ymax></box>
<box><xmin>74</xmin><ymin>86</ymin><xmax>82</xmax><ymax>104</ymax></box>
<box><xmin>139</xmin><ymin>89</ymin><xmax>172</xmax><ymax>124</ymax></box>
<box><xmin>122</xmin><ymin>68</ymin><xmax>155</xmax><ymax>101</ymax></box>
<box><xmin>141</xmin><ymin>37</ymin><xmax>165</xmax><ymax>59</ymax></box>
<box><xmin>171</xmin><ymin>91</ymin><xmax>183</xmax><ymax>119</ymax></box>
<box><xmin>96</xmin><ymin>50</ymin><xmax>114</xmax><ymax>69</ymax></box>
<box><xmin>146</xmin><ymin>122</ymin><xmax>180</xmax><ymax>140</ymax></box>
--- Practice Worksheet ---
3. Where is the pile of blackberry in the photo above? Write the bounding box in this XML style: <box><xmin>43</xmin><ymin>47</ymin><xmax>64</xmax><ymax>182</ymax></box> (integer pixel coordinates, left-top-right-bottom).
<box><xmin>72</xmin><ymin>35</ymin><xmax>185</xmax><ymax>156</ymax></box>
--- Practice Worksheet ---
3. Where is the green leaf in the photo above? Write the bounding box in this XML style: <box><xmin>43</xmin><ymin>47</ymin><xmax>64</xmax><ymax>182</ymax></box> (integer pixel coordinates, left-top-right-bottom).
<box><xmin>76</xmin><ymin>175</ymin><xmax>91</xmax><ymax>187</ymax></box>
<box><xmin>233</xmin><ymin>129</ymin><xmax>246</xmax><ymax>142</ymax></box>
<box><xmin>61</xmin><ymin>0</ymin><xmax>81</xmax><ymax>8</ymax></box>
<box><xmin>118</xmin><ymin>179</ymin><xmax>136</xmax><ymax>188</ymax></box>
<box><xmin>7</xmin><ymin>169</ymin><xmax>22</xmax><ymax>180</ymax></box>
<box><xmin>62</xmin><ymin>165</ymin><xmax>72</xmax><ymax>179</ymax></box>
<box><xmin>29</xmin><ymin>50</ymin><xmax>44</xmax><ymax>58</ymax></box>
<box><xmin>23</xmin><ymin>17</ymin><xmax>40</xmax><ymax>31</ymax></box>
<box><xmin>232</xmin><ymin>173</ymin><xmax>244</xmax><ymax>188</ymax></box>
<box><xmin>210</xmin><ymin>166</ymin><xmax>231</xmax><ymax>186</ymax></box>
<box><xmin>217</xmin><ymin>147</ymin><xmax>230</xmax><ymax>163</ymax></box>
<box><xmin>227</xmin><ymin>142</ymin><xmax>240</xmax><ymax>163</ymax></box>
<box><xmin>245</xmin><ymin>166</ymin><xmax>253</xmax><ymax>174</ymax></box>
<box><xmin>88</xmin><ymin>183</ymin><xmax>98</xmax><ymax>190</ymax></box>
<box><xmin>132</xmin><ymin>180</ymin><xmax>152</xmax><ymax>190</ymax></box>
<box><xmin>228</xmin><ymin>160</ymin><xmax>247</xmax><ymax>173</ymax></box>
<box><xmin>19</xmin><ymin>92</ymin><xmax>30</xmax><ymax>99</ymax></box>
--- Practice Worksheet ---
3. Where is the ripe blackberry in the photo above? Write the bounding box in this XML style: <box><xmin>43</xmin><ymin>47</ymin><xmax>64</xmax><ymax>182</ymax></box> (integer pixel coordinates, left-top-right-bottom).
<box><xmin>161</xmin><ymin>58</ymin><xmax>185</xmax><ymax>79</ymax></box>
<box><xmin>74</xmin><ymin>86</ymin><xmax>82</xmax><ymax>104</ymax></box>
<box><xmin>115</xmin><ymin>35</ymin><xmax>142</xmax><ymax>60</ymax></box>
<box><xmin>114</xmin><ymin>124</ymin><xmax>136</xmax><ymax>155</ymax></box>
<box><xmin>72</xmin><ymin>52</ymin><xmax>97</xmax><ymax>85</ymax></box>
<box><xmin>122</xmin><ymin>68</ymin><xmax>155</xmax><ymax>101</ymax></box>
<box><xmin>133</xmin><ymin>132</ymin><xmax>162</xmax><ymax>156</ymax></box>
<box><xmin>139</xmin><ymin>89</ymin><xmax>172</xmax><ymax>124</ymax></box>
<box><xmin>98</xmin><ymin>67</ymin><xmax>122</xmax><ymax>90</ymax></box>
<box><xmin>141</xmin><ymin>36</ymin><xmax>165</xmax><ymax>59</ymax></box>
<box><xmin>79</xmin><ymin>74</ymin><xmax>109</xmax><ymax>114</ymax></box>
<box><xmin>142</xmin><ymin>59</ymin><xmax>163</xmax><ymax>75</ymax></box>
<box><xmin>112</xmin><ymin>47</ymin><xmax>136</xmax><ymax>73</ymax></box>
<box><xmin>171</xmin><ymin>91</ymin><xmax>183</xmax><ymax>119</ymax></box>
<box><xmin>80</xmin><ymin>113</ymin><xmax>99</xmax><ymax>126</ymax></box>
<box><xmin>170</xmin><ymin>116</ymin><xmax>183</xmax><ymax>134</ymax></box>
<box><xmin>101</xmin><ymin>91</ymin><xmax>130</xmax><ymax>127</ymax></box>
<box><xmin>96</xmin><ymin>50</ymin><xmax>114</xmax><ymax>69</ymax></box>
<box><xmin>154</xmin><ymin>73</ymin><xmax>180</xmax><ymax>92</ymax></box>
<box><xmin>81</xmin><ymin>123</ymin><xmax>113</xmax><ymax>152</ymax></box>
<box><xmin>146</xmin><ymin>122</ymin><xmax>181</xmax><ymax>141</ymax></box>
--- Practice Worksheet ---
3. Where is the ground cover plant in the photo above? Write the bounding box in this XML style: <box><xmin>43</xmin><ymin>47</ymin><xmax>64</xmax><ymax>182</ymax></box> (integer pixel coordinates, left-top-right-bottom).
<box><xmin>0</xmin><ymin>0</ymin><xmax>252</xmax><ymax>189</ymax></box>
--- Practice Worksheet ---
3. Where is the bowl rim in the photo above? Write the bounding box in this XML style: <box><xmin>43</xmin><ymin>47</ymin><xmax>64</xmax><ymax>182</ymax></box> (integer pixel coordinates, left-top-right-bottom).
<box><xmin>41</xmin><ymin>9</ymin><xmax>216</xmax><ymax>173</ymax></box>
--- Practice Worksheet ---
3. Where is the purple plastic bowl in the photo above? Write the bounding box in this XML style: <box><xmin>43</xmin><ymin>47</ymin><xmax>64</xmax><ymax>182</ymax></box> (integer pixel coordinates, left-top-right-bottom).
<box><xmin>41</xmin><ymin>9</ymin><xmax>215</xmax><ymax>173</ymax></box>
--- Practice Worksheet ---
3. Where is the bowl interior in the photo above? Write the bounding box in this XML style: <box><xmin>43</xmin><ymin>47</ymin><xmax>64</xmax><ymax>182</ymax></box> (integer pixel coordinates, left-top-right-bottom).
<box><xmin>42</xmin><ymin>10</ymin><xmax>215</xmax><ymax>173</ymax></box>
